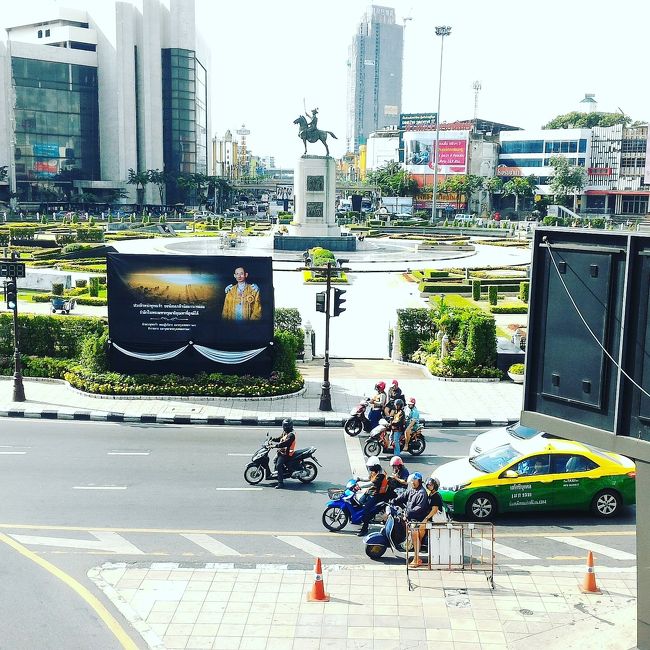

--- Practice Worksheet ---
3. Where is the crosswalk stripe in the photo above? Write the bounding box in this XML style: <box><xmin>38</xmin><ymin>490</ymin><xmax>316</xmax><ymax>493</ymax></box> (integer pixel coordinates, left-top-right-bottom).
<box><xmin>470</xmin><ymin>537</ymin><xmax>539</xmax><ymax>560</ymax></box>
<box><xmin>274</xmin><ymin>535</ymin><xmax>343</xmax><ymax>559</ymax></box>
<box><xmin>180</xmin><ymin>533</ymin><xmax>242</xmax><ymax>557</ymax></box>
<box><xmin>546</xmin><ymin>536</ymin><xmax>636</xmax><ymax>561</ymax></box>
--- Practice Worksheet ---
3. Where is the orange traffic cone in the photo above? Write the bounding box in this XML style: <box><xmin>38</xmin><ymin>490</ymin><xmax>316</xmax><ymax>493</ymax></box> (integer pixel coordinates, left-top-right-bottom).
<box><xmin>306</xmin><ymin>557</ymin><xmax>330</xmax><ymax>602</ymax></box>
<box><xmin>580</xmin><ymin>551</ymin><xmax>602</xmax><ymax>594</ymax></box>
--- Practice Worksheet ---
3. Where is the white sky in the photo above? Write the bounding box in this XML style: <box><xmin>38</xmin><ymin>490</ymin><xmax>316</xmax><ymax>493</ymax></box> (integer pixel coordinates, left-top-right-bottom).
<box><xmin>3</xmin><ymin>0</ymin><xmax>649</xmax><ymax>168</ymax></box>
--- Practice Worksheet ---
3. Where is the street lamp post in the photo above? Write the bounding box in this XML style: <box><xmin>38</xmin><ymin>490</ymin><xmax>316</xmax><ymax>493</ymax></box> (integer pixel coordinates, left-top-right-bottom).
<box><xmin>431</xmin><ymin>25</ymin><xmax>452</xmax><ymax>225</ymax></box>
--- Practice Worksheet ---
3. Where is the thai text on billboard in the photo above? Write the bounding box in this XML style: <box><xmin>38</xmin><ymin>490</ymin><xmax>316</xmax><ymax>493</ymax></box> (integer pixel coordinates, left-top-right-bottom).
<box><xmin>403</xmin><ymin>129</ymin><xmax>469</xmax><ymax>175</ymax></box>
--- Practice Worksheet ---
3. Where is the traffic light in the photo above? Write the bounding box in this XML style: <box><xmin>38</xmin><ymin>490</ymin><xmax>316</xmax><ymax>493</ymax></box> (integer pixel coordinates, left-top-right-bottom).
<box><xmin>333</xmin><ymin>288</ymin><xmax>347</xmax><ymax>317</ymax></box>
<box><xmin>6</xmin><ymin>281</ymin><xmax>17</xmax><ymax>310</ymax></box>
<box><xmin>315</xmin><ymin>291</ymin><xmax>326</xmax><ymax>313</ymax></box>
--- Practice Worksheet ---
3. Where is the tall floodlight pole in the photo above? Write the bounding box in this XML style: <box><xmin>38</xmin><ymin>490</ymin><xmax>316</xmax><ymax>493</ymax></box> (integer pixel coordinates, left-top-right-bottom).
<box><xmin>431</xmin><ymin>26</ymin><xmax>452</xmax><ymax>224</ymax></box>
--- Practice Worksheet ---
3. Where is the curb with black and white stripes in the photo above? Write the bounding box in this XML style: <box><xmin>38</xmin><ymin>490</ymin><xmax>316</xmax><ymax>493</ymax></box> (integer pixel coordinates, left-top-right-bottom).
<box><xmin>0</xmin><ymin>408</ymin><xmax>518</xmax><ymax>428</ymax></box>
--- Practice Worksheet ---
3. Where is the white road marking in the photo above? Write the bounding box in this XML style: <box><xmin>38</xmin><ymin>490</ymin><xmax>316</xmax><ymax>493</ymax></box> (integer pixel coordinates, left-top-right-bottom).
<box><xmin>107</xmin><ymin>451</ymin><xmax>150</xmax><ymax>456</ymax></box>
<box><xmin>215</xmin><ymin>487</ymin><xmax>263</xmax><ymax>491</ymax></box>
<box><xmin>470</xmin><ymin>537</ymin><xmax>539</xmax><ymax>560</ymax></box>
<box><xmin>73</xmin><ymin>486</ymin><xmax>128</xmax><ymax>490</ymax></box>
<box><xmin>274</xmin><ymin>535</ymin><xmax>343</xmax><ymax>559</ymax></box>
<box><xmin>227</xmin><ymin>453</ymin><xmax>251</xmax><ymax>457</ymax></box>
<box><xmin>0</xmin><ymin>451</ymin><xmax>26</xmax><ymax>455</ymax></box>
<box><xmin>181</xmin><ymin>533</ymin><xmax>242</xmax><ymax>556</ymax></box>
<box><xmin>343</xmin><ymin>429</ymin><xmax>367</xmax><ymax>478</ymax></box>
<box><xmin>11</xmin><ymin>531</ymin><xmax>144</xmax><ymax>554</ymax></box>
<box><xmin>501</xmin><ymin>564</ymin><xmax>636</xmax><ymax>573</ymax></box>
<box><xmin>546</xmin><ymin>536</ymin><xmax>636</xmax><ymax>561</ymax></box>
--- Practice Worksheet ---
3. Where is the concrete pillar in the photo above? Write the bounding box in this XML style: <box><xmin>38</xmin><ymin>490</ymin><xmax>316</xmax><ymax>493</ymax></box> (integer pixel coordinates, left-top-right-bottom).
<box><xmin>303</xmin><ymin>321</ymin><xmax>313</xmax><ymax>362</ymax></box>
<box><xmin>637</xmin><ymin>459</ymin><xmax>650</xmax><ymax>649</ymax></box>
<box><xmin>441</xmin><ymin>334</ymin><xmax>449</xmax><ymax>359</ymax></box>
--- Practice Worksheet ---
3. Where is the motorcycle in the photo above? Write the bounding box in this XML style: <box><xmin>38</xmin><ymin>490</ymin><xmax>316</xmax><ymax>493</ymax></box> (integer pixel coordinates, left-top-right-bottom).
<box><xmin>364</xmin><ymin>503</ymin><xmax>428</xmax><ymax>560</ymax></box>
<box><xmin>363</xmin><ymin>421</ymin><xmax>426</xmax><ymax>457</ymax></box>
<box><xmin>243</xmin><ymin>435</ymin><xmax>321</xmax><ymax>485</ymax></box>
<box><xmin>344</xmin><ymin>397</ymin><xmax>377</xmax><ymax>436</ymax></box>
<box><xmin>321</xmin><ymin>477</ymin><xmax>390</xmax><ymax>531</ymax></box>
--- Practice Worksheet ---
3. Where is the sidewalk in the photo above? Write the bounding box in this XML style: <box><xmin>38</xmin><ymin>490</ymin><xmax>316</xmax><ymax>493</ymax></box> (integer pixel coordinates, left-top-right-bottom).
<box><xmin>0</xmin><ymin>359</ymin><xmax>523</xmax><ymax>427</ymax></box>
<box><xmin>91</xmin><ymin>560</ymin><xmax>637</xmax><ymax>650</ymax></box>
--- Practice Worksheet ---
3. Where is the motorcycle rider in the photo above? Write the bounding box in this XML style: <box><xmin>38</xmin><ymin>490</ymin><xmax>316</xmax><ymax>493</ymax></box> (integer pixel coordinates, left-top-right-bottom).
<box><xmin>384</xmin><ymin>379</ymin><xmax>405</xmax><ymax>417</ymax></box>
<box><xmin>368</xmin><ymin>381</ymin><xmax>387</xmax><ymax>428</ymax></box>
<box><xmin>388</xmin><ymin>456</ymin><xmax>409</xmax><ymax>498</ymax></box>
<box><xmin>404</xmin><ymin>397</ymin><xmax>420</xmax><ymax>449</ymax></box>
<box><xmin>270</xmin><ymin>418</ymin><xmax>296</xmax><ymax>489</ymax></box>
<box><xmin>392</xmin><ymin>472</ymin><xmax>429</xmax><ymax>568</ymax></box>
<box><xmin>389</xmin><ymin>398</ymin><xmax>407</xmax><ymax>456</ymax></box>
<box><xmin>356</xmin><ymin>456</ymin><xmax>389</xmax><ymax>536</ymax></box>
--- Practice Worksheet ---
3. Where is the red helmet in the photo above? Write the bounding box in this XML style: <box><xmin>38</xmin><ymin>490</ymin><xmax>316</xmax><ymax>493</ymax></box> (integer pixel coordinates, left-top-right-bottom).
<box><xmin>391</xmin><ymin>379</ymin><xmax>399</xmax><ymax>386</ymax></box>
<box><xmin>375</xmin><ymin>381</ymin><xmax>386</xmax><ymax>392</ymax></box>
<box><xmin>408</xmin><ymin>397</ymin><xmax>416</xmax><ymax>406</ymax></box>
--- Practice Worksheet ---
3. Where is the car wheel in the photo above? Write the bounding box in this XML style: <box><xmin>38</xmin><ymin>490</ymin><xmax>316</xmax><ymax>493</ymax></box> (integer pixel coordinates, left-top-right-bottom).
<box><xmin>322</xmin><ymin>506</ymin><xmax>349</xmax><ymax>531</ymax></box>
<box><xmin>243</xmin><ymin>463</ymin><xmax>264</xmax><ymax>485</ymax></box>
<box><xmin>466</xmin><ymin>493</ymin><xmax>497</xmax><ymax>520</ymax></box>
<box><xmin>591</xmin><ymin>489</ymin><xmax>621</xmax><ymax>518</ymax></box>
<box><xmin>298</xmin><ymin>460</ymin><xmax>318</xmax><ymax>483</ymax></box>
<box><xmin>363</xmin><ymin>440</ymin><xmax>382</xmax><ymax>457</ymax></box>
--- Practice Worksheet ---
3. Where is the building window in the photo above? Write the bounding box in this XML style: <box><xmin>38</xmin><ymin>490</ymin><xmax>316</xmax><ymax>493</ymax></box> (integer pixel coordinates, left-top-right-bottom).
<box><xmin>621</xmin><ymin>195</ymin><xmax>648</xmax><ymax>215</ymax></box>
<box><xmin>37</xmin><ymin>30</ymin><xmax>43</xmax><ymax>38</ymax></box>
<box><xmin>579</xmin><ymin>139</ymin><xmax>587</xmax><ymax>153</ymax></box>
<box><xmin>500</xmin><ymin>140</ymin><xmax>543</xmax><ymax>154</ymax></box>
<box><xmin>45</xmin><ymin>29</ymin><xmax>50</xmax><ymax>37</ymax></box>
<box><xmin>500</xmin><ymin>158</ymin><xmax>543</xmax><ymax>167</ymax></box>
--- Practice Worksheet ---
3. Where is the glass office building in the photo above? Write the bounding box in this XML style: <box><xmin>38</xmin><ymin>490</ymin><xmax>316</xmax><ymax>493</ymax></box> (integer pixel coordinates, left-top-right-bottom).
<box><xmin>12</xmin><ymin>57</ymin><xmax>100</xmax><ymax>202</ymax></box>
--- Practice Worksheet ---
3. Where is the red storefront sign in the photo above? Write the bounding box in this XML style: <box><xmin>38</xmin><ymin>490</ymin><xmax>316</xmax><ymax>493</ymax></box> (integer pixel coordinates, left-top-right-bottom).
<box><xmin>588</xmin><ymin>167</ymin><xmax>612</xmax><ymax>176</ymax></box>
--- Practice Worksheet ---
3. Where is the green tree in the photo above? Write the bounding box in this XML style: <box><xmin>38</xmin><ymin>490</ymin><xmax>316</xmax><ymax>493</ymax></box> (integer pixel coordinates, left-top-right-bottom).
<box><xmin>543</xmin><ymin>111</ymin><xmax>631</xmax><ymax>129</ymax></box>
<box><xmin>207</xmin><ymin>176</ymin><xmax>232</xmax><ymax>213</ymax></box>
<box><xmin>482</xmin><ymin>176</ymin><xmax>503</xmax><ymax>214</ymax></box>
<box><xmin>127</xmin><ymin>169</ymin><xmax>149</xmax><ymax>210</ymax></box>
<box><xmin>0</xmin><ymin>166</ymin><xmax>7</xmax><ymax>182</ymax></box>
<box><xmin>366</xmin><ymin>162</ymin><xmax>418</xmax><ymax>197</ymax></box>
<box><xmin>502</xmin><ymin>176</ymin><xmax>537</xmax><ymax>213</ymax></box>
<box><xmin>548</xmin><ymin>155</ymin><xmax>587</xmax><ymax>207</ymax></box>
<box><xmin>437</xmin><ymin>174</ymin><xmax>483</xmax><ymax>210</ymax></box>
<box><xmin>147</xmin><ymin>169</ymin><xmax>169</xmax><ymax>206</ymax></box>
<box><xmin>175</xmin><ymin>173</ymin><xmax>197</xmax><ymax>205</ymax></box>
<box><xmin>190</xmin><ymin>172</ymin><xmax>209</xmax><ymax>207</ymax></box>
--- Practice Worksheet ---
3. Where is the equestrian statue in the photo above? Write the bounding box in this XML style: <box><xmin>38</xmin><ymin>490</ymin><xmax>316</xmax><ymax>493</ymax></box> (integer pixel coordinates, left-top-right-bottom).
<box><xmin>294</xmin><ymin>108</ymin><xmax>337</xmax><ymax>156</ymax></box>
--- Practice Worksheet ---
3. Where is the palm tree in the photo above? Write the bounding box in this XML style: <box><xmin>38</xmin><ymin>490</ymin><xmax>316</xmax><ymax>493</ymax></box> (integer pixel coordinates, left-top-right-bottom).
<box><xmin>147</xmin><ymin>169</ymin><xmax>169</xmax><ymax>206</ymax></box>
<box><xmin>482</xmin><ymin>177</ymin><xmax>503</xmax><ymax>214</ymax></box>
<box><xmin>127</xmin><ymin>169</ymin><xmax>150</xmax><ymax>211</ymax></box>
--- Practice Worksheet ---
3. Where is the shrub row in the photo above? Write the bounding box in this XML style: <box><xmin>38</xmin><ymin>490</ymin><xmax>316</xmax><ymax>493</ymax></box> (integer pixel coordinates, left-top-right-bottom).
<box><xmin>489</xmin><ymin>305</ymin><xmax>529</xmax><ymax>314</ymax></box>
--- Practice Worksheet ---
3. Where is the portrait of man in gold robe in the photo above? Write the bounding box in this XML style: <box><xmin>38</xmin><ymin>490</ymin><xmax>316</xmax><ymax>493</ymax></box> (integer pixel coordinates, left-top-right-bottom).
<box><xmin>222</xmin><ymin>266</ymin><xmax>262</xmax><ymax>321</ymax></box>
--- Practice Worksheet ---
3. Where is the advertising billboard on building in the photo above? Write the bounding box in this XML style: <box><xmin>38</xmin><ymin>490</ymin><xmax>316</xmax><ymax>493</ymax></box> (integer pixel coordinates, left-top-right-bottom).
<box><xmin>645</xmin><ymin>135</ymin><xmax>650</xmax><ymax>185</ymax></box>
<box><xmin>398</xmin><ymin>113</ymin><xmax>437</xmax><ymax>162</ymax></box>
<box><xmin>403</xmin><ymin>129</ymin><xmax>469</xmax><ymax>175</ymax></box>
<box><xmin>106</xmin><ymin>253</ymin><xmax>274</xmax><ymax>376</ymax></box>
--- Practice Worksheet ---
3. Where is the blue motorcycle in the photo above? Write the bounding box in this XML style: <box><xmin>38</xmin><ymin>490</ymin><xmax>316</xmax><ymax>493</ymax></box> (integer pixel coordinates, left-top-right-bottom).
<box><xmin>364</xmin><ymin>503</ymin><xmax>423</xmax><ymax>560</ymax></box>
<box><xmin>321</xmin><ymin>478</ymin><xmax>389</xmax><ymax>532</ymax></box>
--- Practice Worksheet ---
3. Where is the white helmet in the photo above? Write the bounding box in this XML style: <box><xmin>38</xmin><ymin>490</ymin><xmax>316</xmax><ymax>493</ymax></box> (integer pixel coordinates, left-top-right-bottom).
<box><xmin>378</xmin><ymin>418</ymin><xmax>389</xmax><ymax>427</ymax></box>
<box><xmin>390</xmin><ymin>456</ymin><xmax>403</xmax><ymax>467</ymax></box>
<box><xmin>366</xmin><ymin>455</ymin><xmax>380</xmax><ymax>468</ymax></box>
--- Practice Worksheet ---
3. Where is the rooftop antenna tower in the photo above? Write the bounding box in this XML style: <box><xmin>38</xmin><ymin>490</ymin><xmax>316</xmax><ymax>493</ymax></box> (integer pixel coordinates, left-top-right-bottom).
<box><xmin>473</xmin><ymin>80</ymin><xmax>482</xmax><ymax>122</ymax></box>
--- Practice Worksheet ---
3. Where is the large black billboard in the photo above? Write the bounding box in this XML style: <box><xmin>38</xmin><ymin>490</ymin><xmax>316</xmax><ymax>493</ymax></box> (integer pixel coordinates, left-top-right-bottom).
<box><xmin>107</xmin><ymin>253</ymin><xmax>274</xmax><ymax>375</ymax></box>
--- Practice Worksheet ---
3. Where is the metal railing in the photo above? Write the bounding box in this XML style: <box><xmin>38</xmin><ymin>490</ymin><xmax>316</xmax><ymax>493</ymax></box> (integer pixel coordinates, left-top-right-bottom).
<box><xmin>406</xmin><ymin>521</ymin><xmax>495</xmax><ymax>589</ymax></box>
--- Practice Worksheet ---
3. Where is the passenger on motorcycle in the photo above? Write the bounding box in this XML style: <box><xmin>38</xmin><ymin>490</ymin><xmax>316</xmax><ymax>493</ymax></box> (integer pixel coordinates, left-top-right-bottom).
<box><xmin>384</xmin><ymin>379</ymin><xmax>405</xmax><ymax>417</ymax></box>
<box><xmin>390</xmin><ymin>399</ymin><xmax>407</xmax><ymax>456</ymax></box>
<box><xmin>356</xmin><ymin>456</ymin><xmax>389</xmax><ymax>536</ymax></box>
<box><xmin>270</xmin><ymin>418</ymin><xmax>296</xmax><ymax>489</ymax></box>
<box><xmin>392</xmin><ymin>472</ymin><xmax>429</xmax><ymax>567</ymax></box>
<box><xmin>369</xmin><ymin>381</ymin><xmax>387</xmax><ymax>428</ymax></box>
<box><xmin>388</xmin><ymin>456</ymin><xmax>409</xmax><ymax>498</ymax></box>
<box><xmin>404</xmin><ymin>397</ymin><xmax>420</xmax><ymax>449</ymax></box>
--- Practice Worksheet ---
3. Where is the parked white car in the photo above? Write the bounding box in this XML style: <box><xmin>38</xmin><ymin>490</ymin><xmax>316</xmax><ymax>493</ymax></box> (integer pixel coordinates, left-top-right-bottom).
<box><xmin>469</xmin><ymin>421</ymin><xmax>558</xmax><ymax>457</ymax></box>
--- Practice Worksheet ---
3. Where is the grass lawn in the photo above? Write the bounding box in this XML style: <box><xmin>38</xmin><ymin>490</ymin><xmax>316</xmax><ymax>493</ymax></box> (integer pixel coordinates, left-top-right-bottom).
<box><xmin>17</xmin><ymin>289</ymin><xmax>49</xmax><ymax>301</ymax></box>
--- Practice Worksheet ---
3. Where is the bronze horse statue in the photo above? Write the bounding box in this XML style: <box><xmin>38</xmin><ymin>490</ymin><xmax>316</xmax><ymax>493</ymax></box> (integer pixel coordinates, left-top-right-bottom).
<box><xmin>294</xmin><ymin>115</ymin><xmax>337</xmax><ymax>156</ymax></box>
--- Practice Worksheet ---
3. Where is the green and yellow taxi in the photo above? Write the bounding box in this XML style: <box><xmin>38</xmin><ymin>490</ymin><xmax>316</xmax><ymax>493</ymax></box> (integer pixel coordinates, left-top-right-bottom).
<box><xmin>432</xmin><ymin>438</ymin><xmax>636</xmax><ymax>520</ymax></box>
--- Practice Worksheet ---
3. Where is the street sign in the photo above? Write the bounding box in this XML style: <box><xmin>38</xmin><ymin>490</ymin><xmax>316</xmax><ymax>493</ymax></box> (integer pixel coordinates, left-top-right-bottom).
<box><xmin>0</xmin><ymin>260</ymin><xmax>26</xmax><ymax>278</ymax></box>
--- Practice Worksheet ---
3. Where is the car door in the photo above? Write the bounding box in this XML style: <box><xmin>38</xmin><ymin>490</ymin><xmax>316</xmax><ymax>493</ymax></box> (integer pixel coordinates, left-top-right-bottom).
<box><xmin>550</xmin><ymin>453</ymin><xmax>599</xmax><ymax>511</ymax></box>
<box><xmin>497</xmin><ymin>453</ymin><xmax>555</xmax><ymax>512</ymax></box>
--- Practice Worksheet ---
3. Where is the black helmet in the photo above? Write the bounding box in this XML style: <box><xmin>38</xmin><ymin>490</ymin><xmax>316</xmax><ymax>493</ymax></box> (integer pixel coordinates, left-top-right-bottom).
<box><xmin>394</xmin><ymin>398</ymin><xmax>404</xmax><ymax>409</ymax></box>
<box><xmin>282</xmin><ymin>418</ymin><xmax>294</xmax><ymax>433</ymax></box>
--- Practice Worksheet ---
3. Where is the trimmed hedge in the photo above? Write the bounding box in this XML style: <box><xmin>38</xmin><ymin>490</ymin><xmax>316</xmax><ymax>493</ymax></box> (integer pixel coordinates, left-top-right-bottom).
<box><xmin>519</xmin><ymin>281</ymin><xmax>529</xmax><ymax>303</ymax></box>
<box><xmin>490</xmin><ymin>304</ymin><xmax>529</xmax><ymax>314</ymax></box>
<box><xmin>472</xmin><ymin>279</ymin><xmax>481</xmax><ymax>301</ymax></box>
<box><xmin>396</xmin><ymin>308</ymin><xmax>436</xmax><ymax>361</ymax></box>
<box><xmin>419</xmin><ymin>283</ymin><xmax>471</xmax><ymax>294</ymax></box>
<box><xmin>488</xmin><ymin>285</ymin><xmax>498</xmax><ymax>306</ymax></box>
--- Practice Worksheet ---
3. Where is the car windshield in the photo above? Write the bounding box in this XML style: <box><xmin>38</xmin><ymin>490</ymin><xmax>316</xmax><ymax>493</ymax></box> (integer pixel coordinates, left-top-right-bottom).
<box><xmin>471</xmin><ymin>445</ymin><xmax>521</xmax><ymax>473</ymax></box>
<box><xmin>507</xmin><ymin>423</ymin><xmax>539</xmax><ymax>440</ymax></box>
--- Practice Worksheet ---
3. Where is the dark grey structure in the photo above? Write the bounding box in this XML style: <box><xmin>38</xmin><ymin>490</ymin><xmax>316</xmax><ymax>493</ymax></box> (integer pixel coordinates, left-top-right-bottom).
<box><xmin>346</xmin><ymin>5</ymin><xmax>403</xmax><ymax>154</ymax></box>
<box><xmin>522</xmin><ymin>227</ymin><xmax>650</xmax><ymax>649</ymax></box>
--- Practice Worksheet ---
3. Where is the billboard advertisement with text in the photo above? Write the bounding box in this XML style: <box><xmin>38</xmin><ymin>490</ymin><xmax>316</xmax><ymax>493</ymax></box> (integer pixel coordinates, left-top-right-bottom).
<box><xmin>403</xmin><ymin>130</ymin><xmax>469</xmax><ymax>175</ymax></box>
<box><xmin>107</xmin><ymin>253</ymin><xmax>274</xmax><ymax>376</ymax></box>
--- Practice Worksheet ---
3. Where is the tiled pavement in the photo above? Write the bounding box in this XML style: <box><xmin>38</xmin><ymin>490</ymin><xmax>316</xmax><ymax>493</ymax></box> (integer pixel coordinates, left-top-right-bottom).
<box><xmin>91</xmin><ymin>562</ymin><xmax>636</xmax><ymax>650</ymax></box>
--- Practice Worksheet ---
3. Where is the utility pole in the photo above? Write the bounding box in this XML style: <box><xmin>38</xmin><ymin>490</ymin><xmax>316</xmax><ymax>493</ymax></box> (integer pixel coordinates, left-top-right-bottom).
<box><xmin>1</xmin><ymin>253</ymin><xmax>26</xmax><ymax>402</ymax></box>
<box><xmin>312</xmin><ymin>261</ymin><xmax>349</xmax><ymax>411</ymax></box>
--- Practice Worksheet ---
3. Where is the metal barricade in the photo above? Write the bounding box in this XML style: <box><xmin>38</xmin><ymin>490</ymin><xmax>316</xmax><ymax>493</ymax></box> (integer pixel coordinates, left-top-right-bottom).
<box><xmin>406</xmin><ymin>521</ymin><xmax>495</xmax><ymax>589</ymax></box>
